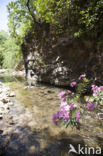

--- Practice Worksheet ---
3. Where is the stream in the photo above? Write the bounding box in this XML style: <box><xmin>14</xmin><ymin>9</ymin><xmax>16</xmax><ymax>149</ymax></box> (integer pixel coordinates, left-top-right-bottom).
<box><xmin>0</xmin><ymin>74</ymin><xmax>103</xmax><ymax>156</ymax></box>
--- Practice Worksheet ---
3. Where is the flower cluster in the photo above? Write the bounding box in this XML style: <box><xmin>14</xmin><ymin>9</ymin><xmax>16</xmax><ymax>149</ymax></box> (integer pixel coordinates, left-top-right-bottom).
<box><xmin>52</xmin><ymin>74</ymin><xmax>88</xmax><ymax>128</ymax></box>
<box><xmin>53</xmin><ymin>89</ymin><xmax>80</xmax><ymax>128</ymax></box>
<box><xmin>52</xmin><ymin>73</ymin><xmax>103</xmax><ymax>128</ymax></box>
<box><xmin>85</xmin><ymin>84</ymin><xmax>103</xmax><ymax>110</ymax></box>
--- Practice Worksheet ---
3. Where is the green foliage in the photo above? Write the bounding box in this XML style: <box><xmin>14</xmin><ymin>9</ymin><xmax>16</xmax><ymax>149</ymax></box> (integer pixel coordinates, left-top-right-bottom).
<box><xmin>0</xmin><ymin>31</ymin><xmax>8</xmax><ymax>67</ymax></box>
<box><xmin>2</xmin><ymin>38</ymin><xmax>22</xmax><ymax>69</ymax></box>
<box><xmin>1</xmin><ymin>0</ymin><xmax>102</xmax><ymax>70</ymax></box>
<box><xmin>0</xmin><ymin>31</ymin><xmax>22</xmax><ymax>69</ymax></box>
<box><xmin>77</xmin><ymin>78</ymin><xmax>89</xmax><ymax>96</ymax></box>
<box><xmin>85</xmin><ymin>86</ymin><xmax>103</xmax><ymax>108</ymax></box>
<box><xmin>7</xmin><ymin>0</ymin><xmax>33</xmax><ymax>38</ymax></box>
<box><xmin>7</xmin><ymin>0</ymin><xmax>103</xmax><ymax>39</ymax></box>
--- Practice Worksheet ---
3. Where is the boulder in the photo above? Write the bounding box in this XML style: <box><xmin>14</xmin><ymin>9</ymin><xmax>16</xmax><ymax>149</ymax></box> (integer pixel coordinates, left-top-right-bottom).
<box><xmin>22</xmin><ymin>33</ymin><xmax>103</xmax><ymax>86</ymax></box>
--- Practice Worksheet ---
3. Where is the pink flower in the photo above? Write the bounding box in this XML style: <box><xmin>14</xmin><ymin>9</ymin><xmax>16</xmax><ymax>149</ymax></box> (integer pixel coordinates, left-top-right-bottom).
<box><xmin>78</xmin><ymin>74</ymin><xmax>86</xmax><ymax>80</ymax></box>
<box><xmin>63</xmin><ymin>111</ymin><xmax>70</xmax><ymax>121</ymax></box>
<box><xmin>61</xmin><ymin>97</ymin><xmax>66</xmax><ymax>102</ymax></box>
<box><xmin>75</xmin><ymin>110</ymin><xmax>80</xmax><ymax>122</ymax></box>
<box><xmin>60</xmin><ymin>102</ymin><xmax>70</xmax><ymax>114</ymax></box>
<box><xmin>91</xmin><ymin>85</ymin><xmax>99</xmax><ymax>95</ymax></box>
<box><xmin>58</xmin><ymin>110</ymin><xmax>70</xmax><ymax>121</ymax></box>
<box><xmin>60</xmin><ymin>101</ymin><xmax>68</xmax><ymax>108</ymax></box>
<box><xmin>71</xmin><ymin>92</ymin><xmax>74</xmax><ymax>96</ymax></box>
<box><xmin>52</xmin><ymin>113</ymin><xmax>59</xmax><ymax>125</ymax></box>
<box><xmin>85</xmin><ymin>97</ymin><xmax>90</xmax><ymax>102</ymax></box>
<box><xmin>66</xmin><ymin>90</ymin><xmax>72</xmax><ymax>94</ymax></box>
<box><xmin>58</xmin><ymin>111</ymin><xmax>64</xmax><ymax>118</ymax></box>
<box><xmin>100</xmin><ymin>86</ymin><xmax>103</xmax><ymax>92</ymax></box>
<box><xmin>88</xmin><ymin>103</ymin><xmax>97</xmax><ymax>111</ymax></box>
<box><xmin>70</xmin><ymin>104</ymin><xmax>74</xmax><ymax>110</ymax></box>
<box><xmin>85</xmin><ymin>97</ymin><xmax>93</xmax><ymax>103</ymax></box>
<box><xmin>70</xmin><ymin>81</ymin><xmax>77</xmax><ymax>87</ymax></box>
<box><xmin>58</xmin><ymin>91</ymin><xmax>66</xmax><ymax>99</ymax></box>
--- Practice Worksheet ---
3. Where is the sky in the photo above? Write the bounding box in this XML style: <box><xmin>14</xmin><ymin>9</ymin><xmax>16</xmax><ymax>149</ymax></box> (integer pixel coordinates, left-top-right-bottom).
<box><xmin>0</xmin><ymin>0</ymin><xmax>15</xmax><ymax>32</ymax></box>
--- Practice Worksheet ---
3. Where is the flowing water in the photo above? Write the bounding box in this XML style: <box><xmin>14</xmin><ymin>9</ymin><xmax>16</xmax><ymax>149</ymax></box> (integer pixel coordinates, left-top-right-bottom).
<box><xmin>0</xmin><ymin>75</ymin><xmax>103</xmax><ymax>156</ymax></box>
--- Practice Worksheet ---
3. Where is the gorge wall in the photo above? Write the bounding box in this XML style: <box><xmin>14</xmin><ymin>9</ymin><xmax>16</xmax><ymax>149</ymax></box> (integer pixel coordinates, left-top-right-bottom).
<box><xmin>22</xmin><ymin>32</ymin><xmax>103</xmax><ymax>86</ymax></box>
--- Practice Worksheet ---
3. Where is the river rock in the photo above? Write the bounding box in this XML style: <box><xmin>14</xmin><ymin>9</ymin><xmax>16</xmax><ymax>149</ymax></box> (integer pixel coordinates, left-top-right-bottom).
<box><xmin>0</xmin><ymin>107</ymin><xmax>5</xmax><ymax>111</ymax></box>
<box><xmin>8</xmin><ymin>92</ymin><xmax>15</xmax><ymax>97</ymax></box>
<box><xmin>0</xmin><ymin>115</ymin><xmax>3</xmax><ymax>120</ymax></box>
<box><xmin>1</xmin><ymin>97</ymin><xmax>10</xmax><ymax>104</ymax></box>
<box><xmin>4</xmin><ymin>105</ymin><xmax>10</xmax><ymax>110</ymax></box>
<box><xmin>8</xmin><ymin>102</ymin><xmax>14</xmax><ymax>106</ymax></box>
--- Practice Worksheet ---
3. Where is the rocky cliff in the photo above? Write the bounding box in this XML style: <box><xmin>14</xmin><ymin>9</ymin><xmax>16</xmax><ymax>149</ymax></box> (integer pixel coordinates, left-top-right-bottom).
<box><xmin>22</xmin><ymin>31</ymin><xmax>103</xmax><ymax>86</ymax></box>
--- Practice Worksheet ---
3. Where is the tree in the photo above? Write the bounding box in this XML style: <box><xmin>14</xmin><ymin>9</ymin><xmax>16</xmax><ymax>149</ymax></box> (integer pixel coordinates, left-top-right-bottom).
<box><xmin>0</xmin><ymin>30</ymin><xmax>22</xmax><ymax>69</ymax></box>
<box><xmin>7</xmin><ymin>0</ymin><xmax>103</xmax><ymax>39</ymax></box>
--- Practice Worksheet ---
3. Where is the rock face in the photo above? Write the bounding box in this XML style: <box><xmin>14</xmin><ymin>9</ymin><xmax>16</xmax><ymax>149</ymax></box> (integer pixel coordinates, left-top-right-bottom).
<box><xmin>22</xmin><ymin>32</ymin><xmax>103</xmax><ymax>86</ymax></box>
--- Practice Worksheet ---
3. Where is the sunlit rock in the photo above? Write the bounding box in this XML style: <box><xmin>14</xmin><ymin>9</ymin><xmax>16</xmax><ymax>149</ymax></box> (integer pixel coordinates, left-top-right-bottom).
<box><xmin>8</xmin><ymin>92</ymin><xmax>15</xmax><ymax>97</ymax></box>
<box><xmin>1</xmin><ymin>97</ymin><xmax>10</xmax><ymax>103</ymax></box>
<box><xmin>8</xmin><ymin>102</ymin><xmax>14</xmax><ymax>106</ymax></box>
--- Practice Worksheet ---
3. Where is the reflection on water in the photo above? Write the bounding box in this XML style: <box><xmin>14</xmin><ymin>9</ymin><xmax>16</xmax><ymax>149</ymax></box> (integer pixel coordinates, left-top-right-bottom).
<box><xmin>0</xmin><ymin>75</ymin><xmax>103</xmax><ymax>156</ymax></box>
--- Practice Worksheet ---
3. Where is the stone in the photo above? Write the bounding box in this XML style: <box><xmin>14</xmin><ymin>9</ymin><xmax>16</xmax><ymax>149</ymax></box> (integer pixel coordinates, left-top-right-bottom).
<box><xmin>24</xmin><ymin>86</ymin><xmax>29</xmax><ymax>90</ymax></box>
<box><xmin>0</xmin><ymin>115</ymin><xmax>3</xmax><ymax>120</ymax></box>
<box><xmin>1</xmin><ymin>98</ymin><xmax>10</xmax><ymax>104</ymax></box>
<box><xmin>8</xmin><ymin>102</ymin><xmax>14</xmax><ymax>106</ymax></box>
<box><xmin>0</xmin><ymin>107</ymin><xmax>5</xmax><ymax>111</ymax></box>
<box><xmin>98</xmin><ymin>113</ymin><xmax>103</xmax><ymax>120</ymax></box>
<box><xmin>4</xmin><ymin>105</ymin><xmax>10</xmax><ymax>110</ymax></box>
<box><xmin>9</xmin><ymin>92</ymin><xmax>15</xmax><ymax>97</ymax></box>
